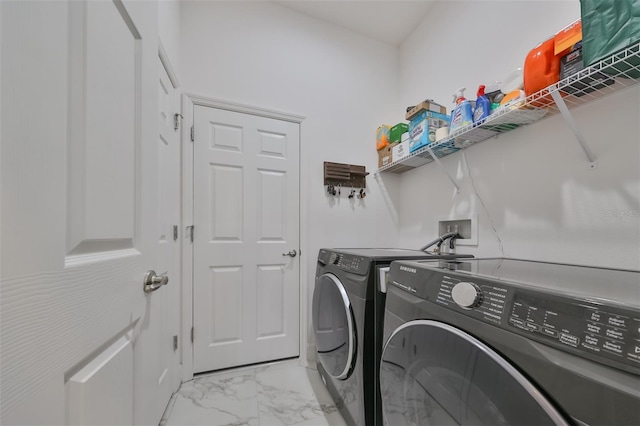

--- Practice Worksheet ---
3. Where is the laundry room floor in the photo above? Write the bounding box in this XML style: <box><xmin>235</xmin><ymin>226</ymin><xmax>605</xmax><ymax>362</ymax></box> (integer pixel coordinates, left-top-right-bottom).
<box><xmin>160</xmin><ymin>359</ymin><xmax>346</xmax><ymax>426</ymax></box>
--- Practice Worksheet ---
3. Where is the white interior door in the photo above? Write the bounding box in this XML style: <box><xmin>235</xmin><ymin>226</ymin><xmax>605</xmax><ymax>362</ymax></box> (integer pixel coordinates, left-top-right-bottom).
<box><xmin>192</xmin><ymin>105</ymin><xmax>300</xmax><ymax>373</ymax></box>
<box><xmin>133</xmin><ymin>56</ymin><xmax>182</xmax><ymax>423</ymax></box>
<box><xmin>0</xmin><ymin>1</ymin><xmax>177</xmax><ymax>424</ymax></box>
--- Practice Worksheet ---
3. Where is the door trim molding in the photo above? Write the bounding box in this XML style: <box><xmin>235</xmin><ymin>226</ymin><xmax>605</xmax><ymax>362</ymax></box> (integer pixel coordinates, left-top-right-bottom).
<box><xmin>185</xmin><ymin>93</ymin><xmax>305</xmax><ymax>124</ymax></box>
<box><xmin>180</xmin><ymin>93</ymin><xmax>307</xmax><ymax>381</ymax></box>
<box><xmin>158</xmin><ymin>39</ymin><xmax>180</xmax><ymax>89</ymax></box>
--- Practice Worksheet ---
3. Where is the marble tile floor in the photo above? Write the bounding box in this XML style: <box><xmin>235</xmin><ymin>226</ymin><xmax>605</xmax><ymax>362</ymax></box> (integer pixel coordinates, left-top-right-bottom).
<box><xmin>160</xmin><ymin>359</ymin><xmax>347</xmax><ymax>426</ymax></box>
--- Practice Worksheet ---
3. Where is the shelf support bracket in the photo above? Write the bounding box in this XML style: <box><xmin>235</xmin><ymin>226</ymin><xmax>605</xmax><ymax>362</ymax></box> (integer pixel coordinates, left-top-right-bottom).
<box><xmin>550</xmin><ymin>90</ymin><xmax>598</xmax><ymax>169</ymax></box>
<box><xmin>426</xmin><ymin>147</ymin><xmax>460</xmax><ymax>193</ymax></box>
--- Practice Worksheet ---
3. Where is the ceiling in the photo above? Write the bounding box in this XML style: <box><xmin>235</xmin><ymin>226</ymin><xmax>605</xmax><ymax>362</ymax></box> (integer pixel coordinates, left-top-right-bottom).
<box><xmin>272</xmin><ymin>1</ymin><xmax>436</xmax><ymax>46</ymax></box>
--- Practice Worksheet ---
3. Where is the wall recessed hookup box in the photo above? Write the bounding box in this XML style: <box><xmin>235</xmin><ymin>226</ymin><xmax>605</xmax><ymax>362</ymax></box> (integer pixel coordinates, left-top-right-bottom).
<box><xmin>438</xmin><ymin>216</ymin><xmax>478</xmax><ymax>246</ymax></box>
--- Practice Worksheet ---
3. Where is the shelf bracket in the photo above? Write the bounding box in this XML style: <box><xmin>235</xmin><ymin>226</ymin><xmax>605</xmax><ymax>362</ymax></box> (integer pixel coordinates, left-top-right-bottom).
<box><xmin>550</xmin><ymin>90</ymin><xmax>598</xmax><ymax>169</ymax></box>
<box><xmin>426</xmin><ymin>147</ymin><xmax>460</xmax><ymax>193</ymax></box>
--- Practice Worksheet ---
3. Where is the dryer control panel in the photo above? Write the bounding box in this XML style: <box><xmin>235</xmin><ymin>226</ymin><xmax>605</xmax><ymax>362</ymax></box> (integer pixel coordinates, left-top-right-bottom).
<box><xmin>317</xmin><ymin>249</ymin><xmax>369</xmax><ymax>276</ymax></box>
<box><xmin>329</xmin><ymin>252</ymin><xmax>364</xmax><ymax>273</ymax></box>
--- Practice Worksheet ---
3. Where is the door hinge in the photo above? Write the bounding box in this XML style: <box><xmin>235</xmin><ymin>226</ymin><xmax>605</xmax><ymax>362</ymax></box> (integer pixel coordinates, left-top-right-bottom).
<box><xmin>190</xmin><ymin>125</ymin><xmax>194</xmax><ymax>142</ymax></box>
<box><xmin>190</xmin><ymin>327</ymin><xmax>194</xmax><ymax>343</ymax></box>
<box><xmin>173</xmin><ymin>335</ymin><xmax>178</xmax><ymax>351</ymax></box>
<box><xmin>187</xmin><ymin>225</ymin><xmax>194</xmax><ymax>243</ymax></box>
<box><xmin>174</xmin><ymin>113</ymin><xmax>183</xmax><ymax>131</ymax></box>
<box><xmin>173</xmin><ymin>225</ymin><xmax>178</xmax><ymax>241</ymax></box>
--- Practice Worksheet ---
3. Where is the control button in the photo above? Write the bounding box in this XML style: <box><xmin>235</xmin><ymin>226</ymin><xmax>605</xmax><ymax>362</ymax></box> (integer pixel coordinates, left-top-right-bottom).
<box><xmin>560</xmin><ymin>333</ymin><xmax>580</xmax><ymax>347</ymax></box>
<box><xmin>541</xmin><ymin>327</ymin><xmax>559</xmax><ymax>338</ymax></box>
<box><xmin>525</xmin><ymin>322</ymin><xmax>540</xmax><ymax>332</ymax></box>
<box><xmin>584</xmin><ymin>335</ymin><xmax>600</xmax><ymax>346</ymax></box>
<box><xmin>510</xmin><ymin>317</ymin><xmax>525</xmax><ymax>327</ymax></box>
<box><xmin>605</xmin><ymin>328</ymin><xmax>624</xmax><ymax>340</ymax></box>
<box><xmin>451</xmin><ymin>282</ymin><xmax>482</xmax><ymax>308</ymax></box>
<box><xmin>608</xmin><ymin>316</ymin><xmax>627</xmax><ymax>329</ymax></box>
<box><xmin>586</xmin><ymin>323</ymin><xmax>602</xmax><ymax>334</ymax></box>
<box><xmin>602</xmin><ymin>340</ymin><xmax>623</xmax><ymax>354</ymax></box>
<box><xmin>586</xmin><ymin>310</ymin><xmax>602</xmax><ymax>323</ymax></box>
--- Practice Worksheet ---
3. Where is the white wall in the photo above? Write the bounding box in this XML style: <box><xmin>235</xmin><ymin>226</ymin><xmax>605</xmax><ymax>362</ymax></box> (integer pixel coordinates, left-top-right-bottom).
<box><xmin>395</xmin><ymin>1</ymin><xmax>640</xmax><ymax>270</ymax></box>
<box><xmin>180</xmin><ymin>1</ymin><xmax>403</xmax><ymax>359</ymax></box>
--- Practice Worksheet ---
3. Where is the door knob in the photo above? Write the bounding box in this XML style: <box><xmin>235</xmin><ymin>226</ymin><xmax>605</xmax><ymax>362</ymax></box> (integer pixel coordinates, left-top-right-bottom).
<box><xmin>282</xmin><ymin>249</ymin><xmax>297</xmax><ymax>258</ymax></box>
<box><xmin>144</xmin><ymin>270</ymin><xmax>169</xmax><ymax>293</ymax></box>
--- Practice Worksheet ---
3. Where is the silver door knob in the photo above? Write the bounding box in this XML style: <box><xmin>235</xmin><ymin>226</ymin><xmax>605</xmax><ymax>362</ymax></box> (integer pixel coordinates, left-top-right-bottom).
<box><xmin>282</xmin><ymin>249</ymin><xmax>297</xmax><ymax>258</ymax></box>
<box><xmin>144</xmin><ymin>270</ymin><xmax>169</xmax><ymax>293</ymax></box>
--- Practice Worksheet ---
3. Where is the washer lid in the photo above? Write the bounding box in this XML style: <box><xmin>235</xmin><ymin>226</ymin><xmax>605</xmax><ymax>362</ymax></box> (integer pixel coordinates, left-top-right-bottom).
<box><xmin>380</xmin><ymin>320</ymin><xmax>570</xmax><ymax>426</ymax></box>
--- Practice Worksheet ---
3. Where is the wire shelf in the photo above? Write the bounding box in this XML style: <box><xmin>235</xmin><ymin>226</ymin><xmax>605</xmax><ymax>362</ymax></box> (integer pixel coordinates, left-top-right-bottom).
<box><xmin>377</xmin><ymin>40</ymin><xmax>640</xmax><ymax>174</ymax></box>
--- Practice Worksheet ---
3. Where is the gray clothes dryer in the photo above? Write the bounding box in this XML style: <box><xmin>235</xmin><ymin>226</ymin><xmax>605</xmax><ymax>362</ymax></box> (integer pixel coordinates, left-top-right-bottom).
<box><xmin>312</xmin><ymin>248</ymin><xmax>473</xmax><ymax>426</ymax></box>
<box><xmin>380</xmin><ymin>258</ymin><xmax>640</xmax><ymax>426</ymax></box>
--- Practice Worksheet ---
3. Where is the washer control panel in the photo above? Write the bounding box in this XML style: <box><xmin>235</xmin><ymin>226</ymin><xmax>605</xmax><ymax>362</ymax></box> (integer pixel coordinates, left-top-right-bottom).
<box><xmin>389</xmin><ymin>259</ymin><xmax>640</xmax><ymax>373</ymax></box>
<box><xmin>433</xmin><ymin>273</ymin><xmax>639</xmax><ymax>371</ymax></box>
<box><xmin>509</xmin><ymin>292</ymin><xmax>640</xmax><ymax>370</ymax></box>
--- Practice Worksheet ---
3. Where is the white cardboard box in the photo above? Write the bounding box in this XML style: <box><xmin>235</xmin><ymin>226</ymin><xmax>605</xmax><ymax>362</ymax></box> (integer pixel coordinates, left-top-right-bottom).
<box><xmin>392</xmin><ymin>140</ymin><xmax>410</xmax><ymax>162</ymax></box>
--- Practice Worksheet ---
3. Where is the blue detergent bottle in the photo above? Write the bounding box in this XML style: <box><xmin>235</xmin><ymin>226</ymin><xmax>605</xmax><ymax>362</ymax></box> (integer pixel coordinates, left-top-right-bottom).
<box><xmin>450</xmin><ymin>87</ymin><xmax>473</xmax><ymax>133</ymax></box>
<box><xmin>473</xmin><ymin>84</ymin><xmax>491</xmax><ymax>125</ymax></box>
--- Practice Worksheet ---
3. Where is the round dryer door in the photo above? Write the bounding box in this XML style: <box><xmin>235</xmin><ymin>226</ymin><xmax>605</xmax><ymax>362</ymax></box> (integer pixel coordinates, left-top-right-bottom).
<box><xmin>380</xmin><ymin>320</ymin><xmax>570</xmax><ymax>426</ymax></box>
<box><xmin>312</xmin><ymin>273</ymin><xmax>356</xmax><ymax>380</ymax></box>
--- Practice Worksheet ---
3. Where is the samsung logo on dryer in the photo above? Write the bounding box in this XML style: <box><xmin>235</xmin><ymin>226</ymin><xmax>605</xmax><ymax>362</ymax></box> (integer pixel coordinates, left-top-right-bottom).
<box><xmin>399</xmin><ymin>265</ymin><xmax>417</xmax><ymax>274</ymax></box>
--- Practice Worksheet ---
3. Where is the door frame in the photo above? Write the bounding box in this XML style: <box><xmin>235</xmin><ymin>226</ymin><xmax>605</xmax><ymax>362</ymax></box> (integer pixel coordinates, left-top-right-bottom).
<box><xmin>180</xmin><ymin>93</ymin><xmax>306</xmax><ymax>381</ymax></box>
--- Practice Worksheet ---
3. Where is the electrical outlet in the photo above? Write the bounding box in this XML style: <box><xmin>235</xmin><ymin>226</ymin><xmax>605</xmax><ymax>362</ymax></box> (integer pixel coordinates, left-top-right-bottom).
<box><xmin>438</xmin><ymin>215</ymin><xmax>477</xmax><ymax>246</ymax></box>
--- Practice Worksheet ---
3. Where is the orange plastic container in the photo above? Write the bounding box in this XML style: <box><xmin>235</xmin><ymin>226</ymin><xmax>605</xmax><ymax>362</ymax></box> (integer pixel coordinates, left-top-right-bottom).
<box><xmin>524</xmin><ymin>20</ymin><xmax>582</xmax><ymax>106</ymax></box>
<box><xmin>523</xmin><ymin>37</ymin><xmax>561</xmax><ymax>97</ymax></box>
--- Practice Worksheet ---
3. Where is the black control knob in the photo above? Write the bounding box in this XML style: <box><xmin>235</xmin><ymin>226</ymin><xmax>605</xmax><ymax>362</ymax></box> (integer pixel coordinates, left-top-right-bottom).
<box><xmin>451</xmin><ymin>282</ymin><xmax>482</xmax><ymax>308</ymax></box>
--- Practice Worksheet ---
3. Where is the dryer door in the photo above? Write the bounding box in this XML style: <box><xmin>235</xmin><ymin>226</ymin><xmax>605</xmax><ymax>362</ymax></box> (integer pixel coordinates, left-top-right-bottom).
<box><xmin>380</xmin><ymin>320</ymin><xmax>570</xmax><ymax>426</ymax></box>
<box><xmin>312</xmin><ymin>273</ymin><xmax>356</xmax><ymax>380</ymax></box>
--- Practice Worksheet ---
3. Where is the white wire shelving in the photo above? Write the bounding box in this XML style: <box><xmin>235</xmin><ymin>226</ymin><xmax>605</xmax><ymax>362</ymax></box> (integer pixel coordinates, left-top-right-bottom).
<box><xmin>377</xmin><ymin>41</ymin><xmax>640</xmax><ymax>175</ymax></box>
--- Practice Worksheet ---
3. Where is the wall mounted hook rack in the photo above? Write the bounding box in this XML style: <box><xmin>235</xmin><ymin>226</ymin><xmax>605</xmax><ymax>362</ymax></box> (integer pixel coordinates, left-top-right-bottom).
<box><xmin>323</xmin><ymin>162</ymin><xmax>369</xmax><ymax>188</ymax></box>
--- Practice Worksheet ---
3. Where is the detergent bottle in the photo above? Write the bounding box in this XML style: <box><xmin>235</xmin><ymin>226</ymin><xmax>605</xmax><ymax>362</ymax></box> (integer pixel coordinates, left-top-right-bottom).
<box><xmin>450</xmin><ymin>87</ymin><xmax>473</xmax><ymax>133</ymax></box>
<box><xmin>473</xmin><ymin>85</ymin><xmax>491</xmax><ymax>124</ymax></box>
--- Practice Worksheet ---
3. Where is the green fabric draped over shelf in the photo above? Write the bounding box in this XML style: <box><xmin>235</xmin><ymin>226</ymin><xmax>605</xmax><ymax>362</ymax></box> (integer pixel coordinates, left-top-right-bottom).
<box><xmin>581</xmin><ymin>0</ymin><xmax>640</xmax><ymax>78</ymax></box>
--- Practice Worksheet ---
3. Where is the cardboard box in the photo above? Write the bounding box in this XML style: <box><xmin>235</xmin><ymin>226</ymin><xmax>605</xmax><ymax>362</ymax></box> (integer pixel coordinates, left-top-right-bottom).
<box><xmin>378</xmin><ymin>143</ymin><xmax>397</xmax><ymax>168</ymax></box>
<box><xmin>408</xmin><ymin>110</ymin><xmax>450</xmax><ymax>153</ymax></box>
<box><xmin>406</xmin><ymin>99</ymin><xmax>447</xmax><ymax>121</ymax></box>
<box><xmin>392</xmin><ymin>141</ymin><xmax>410</xmax><ymax>162</ymax></box>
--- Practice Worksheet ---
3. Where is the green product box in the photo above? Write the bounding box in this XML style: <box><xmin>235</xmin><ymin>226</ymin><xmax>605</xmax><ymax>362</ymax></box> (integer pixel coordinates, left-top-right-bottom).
<box><xmin>390</xmin><ymin>123</ymin><xmax>409</xmax><ymax>144</ymax></box>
